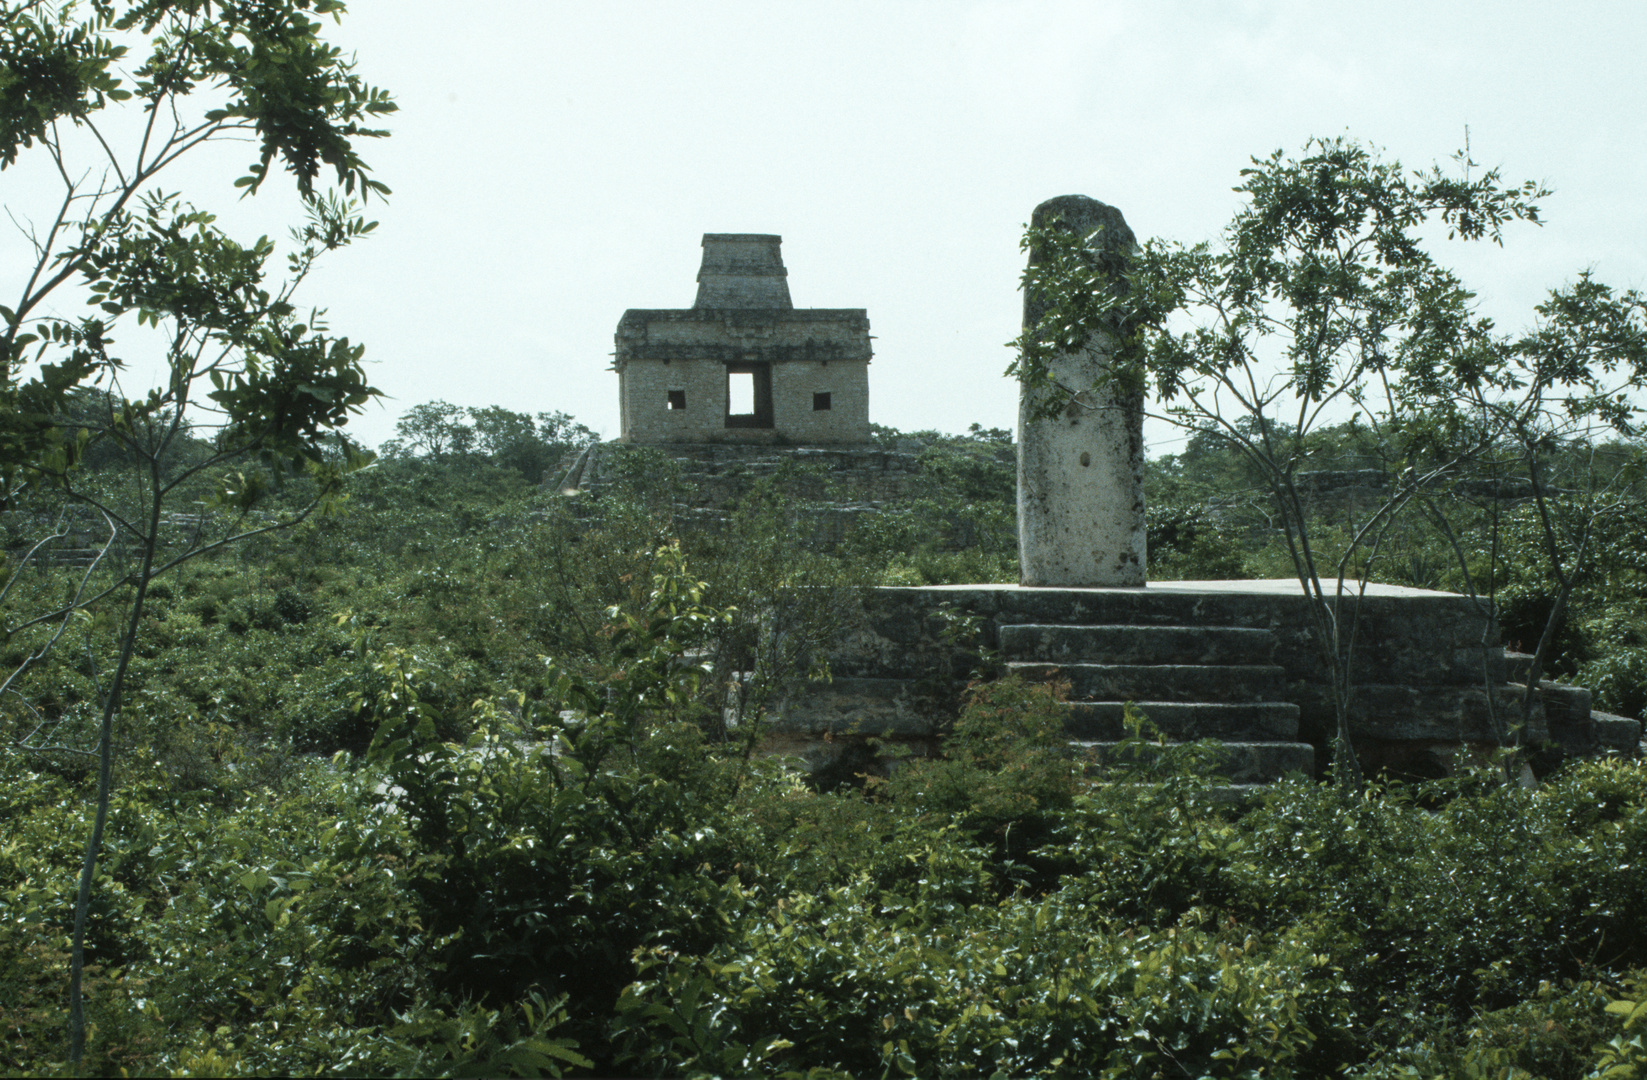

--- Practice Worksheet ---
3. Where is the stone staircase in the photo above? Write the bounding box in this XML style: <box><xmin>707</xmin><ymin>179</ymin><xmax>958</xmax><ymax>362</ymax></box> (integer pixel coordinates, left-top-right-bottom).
<box><xmin>772</xmin><ymin>582</ymin><xmax>1642</xmax><ymax>785</ymax></box>
<box><xmin>998</xmin><ymin>621</ymin><xmax>1316</xmax><ymax>783</ymax></box>
<box><xmin>1504</xmin><ymin>651</ymin><xmax>1644</xmax><ymax>757</ymax></box>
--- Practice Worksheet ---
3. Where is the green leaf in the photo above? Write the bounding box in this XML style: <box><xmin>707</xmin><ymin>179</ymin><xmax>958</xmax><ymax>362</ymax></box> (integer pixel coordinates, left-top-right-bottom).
<box><xmin>1607</xmin><ymin>997</ymin><xmax>1647</xmax><ymax>1029</ymax></box>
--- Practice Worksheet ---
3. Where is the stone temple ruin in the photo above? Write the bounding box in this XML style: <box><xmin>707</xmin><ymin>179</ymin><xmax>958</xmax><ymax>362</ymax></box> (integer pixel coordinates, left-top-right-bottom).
<box><xmin>616</xmin><ymin>234</ymin><xmax>872</xmax><ymax>446</ymax></box>
<box><xmin>560</xmin><ymin>209</ymin><xmax>1641</xmax><ymax>783</ymax></box>
<box><xmin>758</xmin><ymin>196</ymin><xmax>1642</xmax><ymax>783</ymax></box>
<box><xmin>555</xmin><ymin>234</ymin><xmax>924</xmax><ymax>532</ymax></box>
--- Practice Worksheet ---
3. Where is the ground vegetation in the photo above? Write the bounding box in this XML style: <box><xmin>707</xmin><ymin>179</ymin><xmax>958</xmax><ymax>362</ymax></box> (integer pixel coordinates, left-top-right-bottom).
<box><xmin>3</xmin><ymin>108</ymin><xmax>1647</xmax><ymax>1074</ymax></box>
<box><xmin>1</xmin><ymin>0</ymin><xmax>394</xmax><ymax>1064</ymax></box>
<box><xmin>0</xmin><ymin>396</ymin><xmax>1644</xmax><ymax>1075</ymax></box>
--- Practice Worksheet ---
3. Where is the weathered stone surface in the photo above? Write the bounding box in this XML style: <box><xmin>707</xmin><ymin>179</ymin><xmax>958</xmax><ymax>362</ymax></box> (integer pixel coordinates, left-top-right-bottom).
<box><xmin>1072</xmin><ymin>740</ymin><xmax>1315</xmax><ymax>783</ymax></box>
<box><xmin>1017</xmin><ymin>196</ymin><xmax>1145</xmax><ymax>587</ymax></box>
<box><xmin>1064</xmin><ymin>701</ymin><xmax>1300</xmax><ymax>741</ymax></box>
<box><xmin>1289</xmin><ymin>682</ymin><xmax>1548</xmax><ymax>745</ymax></box>
<box><xmin>693</xmin><ymin>234</ymin><xmax>793</xmax><ymax>309</ymax></box>
<box><xmin>1006</xmin><ymin>662</ymin><xmax>1287</xmax><ymax>703</ymax></box>
<box><xmin>1000</xmin><ymin>624</ymin><xmax>1276</xmax><ymax>665</ymax></box>
<box><xmin>1593</xmin><ymin>711</ymin><xmax>1645</xmax><ymax>753</ymax></box>
<box><xmin>768</xmin><ymin>676</ymin><xmax>933</xmax><ymax>737</ymax></box>
<box><xmin>616</xmin><ymin>234</ymin><xmax>872</xmax><ymax>445</ymax></box>
<box><xmin>769</xmin><ymin>581</ymin><xmax>1569</xmax><ymax>778</ymax></box>
<box><xmin>558</xmin><ymin>442</ymin><xmax>925</xmax><ymax>508</ymax></box>
<box><xmin>550</xmin><ymin>441</ymin><xmax>947</xmax><ymax>549</ymax></box>
<box><xmin>828</xmin><ymin>582</ymin><xmax>1501</xmax><ymax>689</ymax></box>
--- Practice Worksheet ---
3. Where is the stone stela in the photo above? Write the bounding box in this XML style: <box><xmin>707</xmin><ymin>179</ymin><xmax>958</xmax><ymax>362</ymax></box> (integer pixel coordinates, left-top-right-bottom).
<box><xmin>614</xmin><ymin>234</ymin><xmax>873</xmax><ymax>445</ymax></box>
<box><xmin>1017</xmin><ymin>195</ymin><xmax>1147</xmax><ymax>588</ymax></box>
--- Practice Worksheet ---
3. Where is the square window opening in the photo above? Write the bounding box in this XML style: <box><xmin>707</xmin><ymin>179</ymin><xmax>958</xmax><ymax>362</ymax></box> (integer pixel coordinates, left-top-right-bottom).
<box><xmin>813</xmin><ymin>391</ymin><xmax>832</xmax><ymax>411</ymax></box>
<box><xmin>728</xmin><ymin>372</ymin><xmax>755</xmax><ymax>415</ymax></box>
<box><xmin>667</xmin><ymin>389</ymin><xmax>686</xmax><ymax>410</ymax></box>
<box><xmin>724</xmin><ymin>362</ymin><xmax>774</xmax><ymax>428</ymax></box>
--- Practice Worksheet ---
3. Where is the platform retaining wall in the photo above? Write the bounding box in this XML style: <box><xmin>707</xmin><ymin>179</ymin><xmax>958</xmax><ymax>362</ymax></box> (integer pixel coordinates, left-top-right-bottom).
<box><xmin>768</xmin><ymin>583</ymin><xmax>1640</xmax><ymax>779</ymax></box>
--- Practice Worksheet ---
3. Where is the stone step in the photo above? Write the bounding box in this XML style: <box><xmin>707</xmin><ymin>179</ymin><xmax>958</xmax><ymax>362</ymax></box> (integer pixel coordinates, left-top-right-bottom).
<box><xmin>998</xmin><ymin>623</ymin><xmax>1276</xmax><ymax>665</ymax></box>
<box><xmin>1499</xmin><ymin>679</ymin><xmax>1596</xmax><ymax>754</ymax></box>
<box><xmin>1008</xmin><ymin>661</ymin><xmax>1287</xmax><ymax>703</ymax></box>
<box><xmin>1064</xmin><ymin>700</ymin><xmax>1300</xmax><ymax>741</ymax></box>
<box><xmin>1593</xmin><ymin>711</ymin><xmax>1644</xmax><ymax>754</ymax></box>
<box><xmin>1072</xmin><ymin>740</ymin><xmax>1316</xmax><ymax>783</ymax></box>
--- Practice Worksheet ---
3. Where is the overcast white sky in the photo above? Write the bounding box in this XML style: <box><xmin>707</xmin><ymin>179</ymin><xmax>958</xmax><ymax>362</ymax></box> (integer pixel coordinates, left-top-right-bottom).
<box><xmin>10</xmin><ymin>1</ymin><xmax>1647</xmax><ymax>453</ymax></box>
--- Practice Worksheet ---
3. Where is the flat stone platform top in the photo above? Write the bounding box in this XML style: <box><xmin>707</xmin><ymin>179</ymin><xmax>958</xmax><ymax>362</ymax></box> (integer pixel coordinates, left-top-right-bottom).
<box><xmin>919</xmin><ymin>580</ymin><xmax>1459</xmax><ymax>600</ymax></box>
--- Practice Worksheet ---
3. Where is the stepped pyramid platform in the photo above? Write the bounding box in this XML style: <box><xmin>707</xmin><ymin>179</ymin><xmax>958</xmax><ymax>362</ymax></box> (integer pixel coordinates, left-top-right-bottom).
<box><xmin>769</xmin><ymin>580</ymin><xmax>1642</xmax><ymax>781</ymax></box>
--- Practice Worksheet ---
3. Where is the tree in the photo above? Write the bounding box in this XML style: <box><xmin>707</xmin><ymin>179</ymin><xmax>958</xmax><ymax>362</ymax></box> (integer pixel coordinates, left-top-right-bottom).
<box><xmin>0</xmin><ymin>1</ymin><xmax>392</xmax><ymax>1065</ymax></box>
<box><xmin>471</xmin><ymin>405</ymin><xmax>596</xmax><ymax>481</ymax></box>
<box><xmin>1016</xmin><ymin>136</ymin><xmax>1647</xmax><ymax>786</ymax></box>
<box><xmin>1445</xmin><ymin>292</ymin><xmax>1647</xmax><ymax>737</ymax></box>
<box><xmin>382</xmin><ymin>401</ymin><xmax>598</xmax><ymax>481</ymax></box>
<box><xmin>383</xmin><ymin>399</ymin><xmax>475</xmax><ymax>459</ymax></box>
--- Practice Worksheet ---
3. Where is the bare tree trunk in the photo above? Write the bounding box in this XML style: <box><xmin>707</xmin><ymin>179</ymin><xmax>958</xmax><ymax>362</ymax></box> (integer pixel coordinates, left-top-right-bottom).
<box><xmin>1516</xmin><ymin>450</ymin><xmax>1587</xmax><ymax>741</ymax></box>
<box><xmin>68</xmin><ymin>473</ymin><xmax>161</xmax><ymax>1069</ymax></box>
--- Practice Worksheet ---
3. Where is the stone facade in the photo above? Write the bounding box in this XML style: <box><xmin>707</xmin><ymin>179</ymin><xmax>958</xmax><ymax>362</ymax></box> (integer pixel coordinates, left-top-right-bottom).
<box><xmin>558</xmin><ymin>442</ymin><xmax>922</xmax><ymax>509</ymax></box>
<box><xmin>615</xmin><ymin>234</ymin><xmax>872</xmax><ymax>446</ymax></box>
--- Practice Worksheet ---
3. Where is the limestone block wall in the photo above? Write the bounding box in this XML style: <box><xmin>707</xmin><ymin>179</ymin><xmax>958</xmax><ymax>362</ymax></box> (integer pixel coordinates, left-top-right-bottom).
<box><xmin>615</xmin><ymin>307</ymin><xmax>872</xmax><ymax>446</ymax></box>
<box><xmin>619</xmin><ymin>309</ymin><xmax>872</xmax><ymax>362</ymax></box>
<box><xmin>770</xmin><ymin>361</ymin><xmax>871</xmax><ymax>444</ymax></box>
<box><xmin>619</xmin><ymin>356</ymin><xmax>871</xmax><ymax>445</ymax></box>
<box><xmin>695</xmin><ymin>234</ymin><xmax>792</xmax><ymax>309</ymax></box>
<box><xmin>769</xmin><ymin>584</ymin><xmax>1549</xmax><ymax>771</ymax></box>
<box><xmin>619</xmin><ymin>360</ymin><xmax>729</xmax><ymax>443</ymax></box>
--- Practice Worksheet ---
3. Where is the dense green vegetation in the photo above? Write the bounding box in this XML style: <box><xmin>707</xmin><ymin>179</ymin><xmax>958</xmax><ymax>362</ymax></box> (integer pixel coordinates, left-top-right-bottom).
<box><xmin>5</xmin><ymin>9</ymin><xmax>1646</xmax><ymax>1069</ymax></box>
<box><xmin>1</xmin><ymin>419</ymin><xmax>1646</xmax><ymax>1076</ymax></box>
<box><xmin>0</xmin><ymin>1</ymin><xmax>396</xmax><ymax>1060</ymax></box>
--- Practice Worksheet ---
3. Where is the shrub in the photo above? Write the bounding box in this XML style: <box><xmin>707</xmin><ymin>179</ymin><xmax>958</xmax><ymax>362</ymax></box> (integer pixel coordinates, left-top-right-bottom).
<box><xmin>1147</xmin><ymin>502</ymin><xmax>1249</xmax><ymax>580</ymax></box>
<box><xmin>273</xmin><ymin>586</ymin><xmax>312</xmax><ymax>625</ymax></box>
<box><xmin>616</xmin><ymin>892</ymin><xmax>1354</xmax><ymax>1078</ymax></box>
<box><xmin>1221</xmin><ymin>760</ymin><xmax>1647</xmax><ymax>1019</ymax></box>
<box><xmin>1498</xmin><ymin>586</ymin><xmax>1592</xmax><ymax>675</ymax></box>
<box><xmin>1347</xmin><ymin>976</ymin><xmax>1630</xmax><ymax>1080</ymax></box>
<box><xmin>883</xmin><ymin>676</ymin><xmax>1080</xmax><ymax>867</ymax></box>
<box><xmin>1581</xmin><ymin>644</ymin><xmax>1647</xmax><ymax>720</ymax></box>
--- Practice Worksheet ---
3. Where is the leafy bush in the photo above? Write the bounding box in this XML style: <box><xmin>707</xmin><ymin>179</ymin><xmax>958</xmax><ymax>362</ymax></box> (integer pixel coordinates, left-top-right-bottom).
<box><xmin>0</xmin><ymin>752</ymin><xmax>435</xmax><ymax>1075</ymax></box>
<box><xmin>273</xmin><ymin>586</ymin><xmax>312</xmax><ymax>625</ymax></box>
<box><xmin>1219</xmin><ymin>761</ymin><xmax>1647</xmax><ymax>1019</ymax></box>
<box><xmin>883</xmin><ymin>676</ymin><xmax>1079</xmax><ymax>863</ymax></box>
<box><xmin>1593</xmin><ymin>973</ymin><xmax>1647</xmax><ymax>1078</ymax></box>
<box><xmin>1498</xmin><ymin>586</ymin><xmax>1593</xmax><ymax>675</ymax></box>
<box><xmin>1582</xmin><ymin>644</ymin><xmax>1647</xmax><ymax>721</ymax></box>
<box><xmin>616</xmin><ymin>892</ymin><xmax>1354</xmax><ymax>1078</ymax></box>
<box><xmin>1347</xmin><ymin>976</ymin><xmax>1630</xmax><ymax>1080</ymax></box>
<box><xmin>1147</xmin><ymin>502</ymin><xmax>1249</xmax><ymax>580</ymax></box>
<box><xmin>355</xmin><ymin>550</ymin><xmax>771</xmax><ymax>1068</ymax></box>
